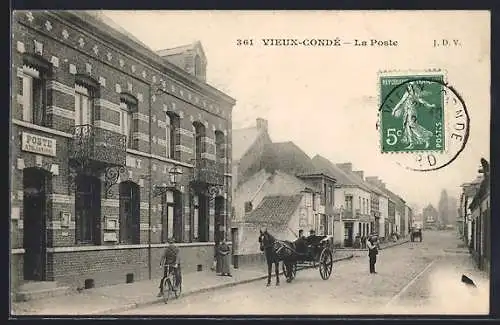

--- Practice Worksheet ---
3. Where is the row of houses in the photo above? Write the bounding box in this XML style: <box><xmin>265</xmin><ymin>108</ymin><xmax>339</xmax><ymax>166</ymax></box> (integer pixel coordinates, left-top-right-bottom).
<box><xmin>230</xmin><ymin>119</ymin><xmax>413</xmax><ymax>264</ymax></box>
<box><xmin>11</xmin><ymin>11</ymin><xmax>236</xmax><ymax>296</ymax></box>
<box><xmin>458</xmin><ymin>158</ymin><xmax>491</xmax><ymax>274</ymax></box>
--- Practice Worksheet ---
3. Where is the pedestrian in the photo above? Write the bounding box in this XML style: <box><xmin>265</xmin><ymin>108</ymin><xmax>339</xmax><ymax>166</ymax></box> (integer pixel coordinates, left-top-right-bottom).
<box><xmin>366</xmin><ymin>234</ymin><xmax>379</xmax><ymax>274</ymax></box>
<box><xmin>212</xmin><ymin>240</ymin><xmax>219</xmax><ymax>272</ymax></box>
<box><xmin>217</xmin><ymin>239</ymin><xmax>232</xmax><ymax>276</ymax></box>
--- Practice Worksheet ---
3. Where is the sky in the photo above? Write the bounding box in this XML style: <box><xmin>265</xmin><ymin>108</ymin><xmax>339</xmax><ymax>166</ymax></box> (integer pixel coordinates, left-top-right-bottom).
<box><xmin>100</xmin><ymin>10</ymin><xmax>490</xmax><ymax>212</ymax></box>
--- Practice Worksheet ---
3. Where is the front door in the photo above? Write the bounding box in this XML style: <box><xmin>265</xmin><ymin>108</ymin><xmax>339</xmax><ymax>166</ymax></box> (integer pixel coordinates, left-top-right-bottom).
<box><xmin>23</xmin><ymin>168</ymin><xmax>49</xmax><ymax>281</ymax></box>
<box><xmin>344</xmin><ymin>222</ymin><xmax>353</xmax><ymax>247</ymax></box>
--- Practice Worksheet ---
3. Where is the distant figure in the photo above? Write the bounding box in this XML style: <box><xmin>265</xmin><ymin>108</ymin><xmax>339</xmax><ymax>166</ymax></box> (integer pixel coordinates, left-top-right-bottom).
<box><xmin>366</xmin><ymin>234</ymin><xmax>379</xmax><ymax>274</ymax></box>
<box><xmin>461</xmin><ymin>275</ymin><xmax>477</xmax><ymax>287</ymax></box>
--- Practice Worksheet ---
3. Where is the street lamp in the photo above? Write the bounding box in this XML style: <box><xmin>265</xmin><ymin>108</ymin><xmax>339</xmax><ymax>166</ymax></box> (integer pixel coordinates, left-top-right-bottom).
<box><xmin>152</xmin><ymin>164</ymin><xmax>183</xmax><ymax>197</ymax></box>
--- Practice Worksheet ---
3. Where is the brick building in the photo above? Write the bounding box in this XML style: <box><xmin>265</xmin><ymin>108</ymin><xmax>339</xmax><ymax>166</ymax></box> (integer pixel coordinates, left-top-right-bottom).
<box><xmin>10</xmin><ymin>11</ymin><xmax>235</xmax><ymax>295</ymax></box>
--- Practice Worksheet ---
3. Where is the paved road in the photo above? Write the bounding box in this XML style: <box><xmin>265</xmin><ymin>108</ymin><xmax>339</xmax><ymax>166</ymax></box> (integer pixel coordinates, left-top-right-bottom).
<box><xmin>119</xmin><ymin>230</ymin><xmax>489</xmax><ymax>315</ymax></box>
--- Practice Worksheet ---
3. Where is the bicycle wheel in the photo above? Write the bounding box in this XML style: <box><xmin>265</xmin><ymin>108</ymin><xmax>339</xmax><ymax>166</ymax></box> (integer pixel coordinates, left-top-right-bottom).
<box><xmin>174</xmin><ymin>274</ymin><xmax>182</xmax><ymax>298</ymax></box>
<box><xmin>162</xmin><ymin>277</ymin><xmax>172</xmax><ymax>304</ymax></box>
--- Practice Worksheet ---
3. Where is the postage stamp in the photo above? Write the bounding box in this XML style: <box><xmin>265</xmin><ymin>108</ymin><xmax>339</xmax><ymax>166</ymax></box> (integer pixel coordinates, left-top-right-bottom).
<box><xmin>378</xmin><ymin>70</ymin><xmax>470</xmax><ymax>171</ymax></box>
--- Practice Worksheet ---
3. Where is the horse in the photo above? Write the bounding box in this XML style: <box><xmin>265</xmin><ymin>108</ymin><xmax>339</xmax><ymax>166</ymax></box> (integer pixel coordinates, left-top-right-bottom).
<box><xmin>258</xmin><ymin>229</ymin><xmax>297</xmax><ymax>286</ymax></box>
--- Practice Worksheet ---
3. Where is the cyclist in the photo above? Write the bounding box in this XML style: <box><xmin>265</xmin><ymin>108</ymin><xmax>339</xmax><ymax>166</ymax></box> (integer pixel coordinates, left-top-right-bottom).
<box><xmin>157</xmin><ymin>238</ymin><xmax>181</xmax><ymax>297</ymax></box>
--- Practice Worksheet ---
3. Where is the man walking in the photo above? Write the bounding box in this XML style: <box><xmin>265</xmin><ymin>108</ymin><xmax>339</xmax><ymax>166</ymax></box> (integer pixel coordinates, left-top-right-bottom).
<box><xmin>366</xmin><ymin>234</ymin><xmax>379</xmax><ymax>274</ymax></box>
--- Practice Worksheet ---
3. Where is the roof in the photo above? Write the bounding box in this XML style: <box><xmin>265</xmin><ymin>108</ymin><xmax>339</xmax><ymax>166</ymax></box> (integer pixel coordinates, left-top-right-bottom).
<box><xmin>58</xmin><ymin>11</ymin><xmax>236</xmax><ymax>105</ymax></box>
<box><xmin>261</xmin><ymin>142</ymin><xmax>317</xmax><ymax>176</ymax></box>
<box><xmin>157</xmin><ymin>41</ymin><xmax>207</xmax><ymax>62</ymax></box>
<box><xmin>245</xmin><ymin>194</ymin><xmax>303</xmax><ymax>225</ymax></box>
<box><xmin>311</xmin><ymin>155</ymin><xmax>367</xmax><ymax>189</ymax></box>
<box><xmin>232</xmin><ymin>127</ymin><xmax>263</xmax><ymax>161</ymax></box>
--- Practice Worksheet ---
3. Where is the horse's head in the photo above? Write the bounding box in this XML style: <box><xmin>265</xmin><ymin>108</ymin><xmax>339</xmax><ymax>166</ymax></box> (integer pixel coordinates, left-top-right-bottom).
<box><xmin>258</xmin><ymin>228</ymin><xmax>273</xmax><ymax>251</ymax></box>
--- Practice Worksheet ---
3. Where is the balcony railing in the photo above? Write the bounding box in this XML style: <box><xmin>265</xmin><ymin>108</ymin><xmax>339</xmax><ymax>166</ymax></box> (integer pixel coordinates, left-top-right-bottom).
<box><xmin>192</xmin><ymin>158</ymin><xmax>225</xmax><ymax>186</ymax></box>
<box><xmin>69</xmin><ymin>124</ymin><xmax>126</xmax><ymax>168</ymax></box>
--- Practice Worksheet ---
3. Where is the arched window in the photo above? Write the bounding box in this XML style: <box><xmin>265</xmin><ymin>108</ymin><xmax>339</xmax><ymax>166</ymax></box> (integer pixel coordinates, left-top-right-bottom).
<box><xmin>193</xmin><ymin>121</ymin><xmax>206</xmax><ymax>162</ymax></box>
<box><xmin>120</xmin><ymin>93</ymin><xmax>138</xmax><ymax>149</ymax></box>
<box><xmin>75</xmin><ymin>175</ymin><xmax>101</xmax><ymax>244</ymax></box>
<box><xmin>119</xmin><ymin>181</ymin><xmax>140</xmax><ymax>244</ymax></box>
<box><xmin>165</xmin><ymin>112</ymin><xmax>180</xmax><ymax>160</ymax></box>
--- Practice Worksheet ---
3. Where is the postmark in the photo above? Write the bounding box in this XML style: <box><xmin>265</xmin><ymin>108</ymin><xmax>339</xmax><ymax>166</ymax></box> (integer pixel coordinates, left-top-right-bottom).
<box><xmin>378</xmin><ymin>70</ymin><xmax>469</xmax><ymax>171</ymax></box>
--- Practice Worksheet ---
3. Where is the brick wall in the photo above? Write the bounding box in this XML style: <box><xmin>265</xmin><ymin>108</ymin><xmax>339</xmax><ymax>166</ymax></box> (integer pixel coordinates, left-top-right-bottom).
<box><xmin>11</xmin><ymin>11</ymin><xmax>235</xmax><ymax>291</ymax></box>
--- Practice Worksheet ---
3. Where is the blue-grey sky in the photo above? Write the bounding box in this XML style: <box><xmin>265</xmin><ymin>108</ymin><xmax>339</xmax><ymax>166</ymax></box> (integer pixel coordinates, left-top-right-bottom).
<box><xmin>100</xmin><ymin>10</ymin><xmax>490</xmax><ymax>212</ymax></box>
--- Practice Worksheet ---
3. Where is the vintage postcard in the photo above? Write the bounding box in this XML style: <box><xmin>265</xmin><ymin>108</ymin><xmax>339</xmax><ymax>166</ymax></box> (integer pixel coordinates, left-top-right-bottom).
<box><xmin>10</xmin><ymin>10</ymin><xmax>490</xmax><ymax>316</ymax></box>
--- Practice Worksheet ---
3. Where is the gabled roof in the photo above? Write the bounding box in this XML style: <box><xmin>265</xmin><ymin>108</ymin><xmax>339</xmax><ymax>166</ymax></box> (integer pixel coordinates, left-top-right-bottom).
<box><xmin>261</xmin><ymin>142</ymin><xmax>317</xmax><ymax>176</ymax></box>
<box><xmin>232</xmin><ymin>126</ymin><xmax>264</xmax><ymax>162</ymax></box>
<box><xmin>156</xmin><ymin>41</ymin><xmax>207</xmax><ymax>63</ymax></box>
<box><xmin>311</xmin><ymin>155</ymin><xmax>367</xmax><ymax>190</ymax></box>
<box><xmin>245</xmin><ymin>194</ymin><xmax>303</xmax><ymax>225</ymax></box>
<box><xmin>356</xmin><ymin>177</ymin><xmax>387</xmax><ymax>197</ymax></box>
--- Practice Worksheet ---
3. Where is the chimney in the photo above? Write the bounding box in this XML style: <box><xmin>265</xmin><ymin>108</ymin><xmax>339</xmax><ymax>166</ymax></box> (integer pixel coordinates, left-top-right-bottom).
<box><xmin>256</xmin><ymin>118</ymin><xmax>268</xmax><ymax>132</ymax></box>
<box><xmin>366</xmin><ymin>176</ymin><xmax>378</xmax><ymax>184</ymax></box>
<box><xmin>353</xmin><ymin>170</ymin><xmax>364</xmax><ymax>180</ymax></box>
<box><xmin>379</xmin><ymin>181</ymin><xmax>386</xmax><ymax>188</ymax></box>
<box><xmin>336</xmin><ymin>163</ymin><xmax>353</xmax><ymax>173</ymax></box>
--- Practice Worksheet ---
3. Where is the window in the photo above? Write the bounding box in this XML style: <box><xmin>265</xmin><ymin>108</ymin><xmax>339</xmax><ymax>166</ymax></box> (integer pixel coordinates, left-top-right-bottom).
<box><xmin>165</xmin><ymin>112</ymin><xmax>180</xmax><ymax>160</ymax></box>
<box><xmin>330</xmin><ymin>186</ymin><xmax>334</xmax><ymax>205</ymax></box>
<box><xmin>193</xmin><ymin>195</ymin><xmax>199</xmax><ymax>240</ymax></box>
<box><xmin>162</xmin><ymin>191</ymin><xmax>175</xmax><ymax>243</ymax></box>
<box><xmin>244</xmin><ymin>201</ymin><xmax>253</xmax><ymax>213</ymax></box>
<box><xmin>193</xmin><ymin>122</ymin><xmax>206</xmax><ymax>162</ymax></box>
<box><xmin>119</xmin><ymin>102</ymin><xmax>134</xmax><ymax>149</ymax></box>
<box><xmin>194</xmin><ymin>55</ymin><xmax>203</xmax><ymax>77</ymax></box>
<box><xmin>119</xmin><ymin>181</ymin><xmax>140</xmax><ymax>244</ymax></box>
<box><xmin>19</xmin><ymin>66</ymin><xmax>46</xmax><ymax>126</ymax></box>
<box><xmin>215</xmin><ymin>130</ymin><xmax>225</xmax><ymax>165</ymax></box>
<box><xmin>75</xmin><ymin>176</ymin><xmax>101</xmax><ymax>244</ymax></box>
<box><xmin>345</xmin><ymin>195</ymin><xmax>353</xmax><ymax>211</ymax></box>
<box><xmin>75</xmin><ymin>84</ymin><xmax>94</xmax><ymax>126</ymax></box>
<box><xmin>323</xmin><ymin>184</ymin><xmax>327</xmax><ymax>202</ymax></box>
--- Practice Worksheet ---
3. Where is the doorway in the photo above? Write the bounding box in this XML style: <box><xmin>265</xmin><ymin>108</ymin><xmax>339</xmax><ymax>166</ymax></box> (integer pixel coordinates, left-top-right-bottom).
<box><xmin>197</xmin><ymin>194</ymin><xmax>209</xmax><ymax>242</ymax></box>
<box><xmin>23</xmin><ymin>168</ymin><xmax>50</xmax><ymax>281</ymax></box>
<box><xmin>343</xmin><ymin>222</ymin><xmax>353</xmax><ymax>247</ymax></box>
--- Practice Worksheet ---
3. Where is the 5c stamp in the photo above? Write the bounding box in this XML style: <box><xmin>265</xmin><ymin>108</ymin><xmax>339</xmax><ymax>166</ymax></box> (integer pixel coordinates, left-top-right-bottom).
<box><xmin>378</xmin><ymin>70</ymin><xmax>470</xmax><ymax>171</ymax></box>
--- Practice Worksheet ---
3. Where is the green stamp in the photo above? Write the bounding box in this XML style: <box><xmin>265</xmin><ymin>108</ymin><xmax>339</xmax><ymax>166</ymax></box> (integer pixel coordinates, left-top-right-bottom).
<box><xmin>379</xmin><ymin>74</ymin><xmax>445</xmax><ymax>153</ymax></box>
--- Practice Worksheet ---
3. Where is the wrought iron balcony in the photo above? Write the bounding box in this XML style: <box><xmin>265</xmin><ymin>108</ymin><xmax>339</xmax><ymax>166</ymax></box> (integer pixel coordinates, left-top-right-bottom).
<box><xmin>69</xmin><ymin>124</ymin><xmax>126</xmax><ymax>169</ymax></box>
<box><xmin>192</xmin><ymin>158</ymin><xmax>225</xmax><ymax>186</ymax></box>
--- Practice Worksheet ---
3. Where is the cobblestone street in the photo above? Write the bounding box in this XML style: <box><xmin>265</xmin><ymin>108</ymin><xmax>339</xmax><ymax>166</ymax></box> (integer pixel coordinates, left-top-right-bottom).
<box><xmin>118</xmin><ymin>230</ymin><xmax>488</xmax><ymax>315</ymax></box>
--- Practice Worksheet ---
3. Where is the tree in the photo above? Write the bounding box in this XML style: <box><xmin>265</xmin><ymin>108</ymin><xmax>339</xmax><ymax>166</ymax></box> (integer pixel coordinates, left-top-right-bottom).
<box><xmin>438</xmin><ymin>189</ymin><xmax>450</xmax><ymax>226</ymax></box>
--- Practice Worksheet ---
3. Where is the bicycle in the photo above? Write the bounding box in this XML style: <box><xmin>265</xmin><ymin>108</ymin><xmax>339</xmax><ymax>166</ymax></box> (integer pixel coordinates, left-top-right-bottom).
<box><xmin>160</xmin><ymin>264</ymin><xmax>182</xmax><ymax>303</ymax></box>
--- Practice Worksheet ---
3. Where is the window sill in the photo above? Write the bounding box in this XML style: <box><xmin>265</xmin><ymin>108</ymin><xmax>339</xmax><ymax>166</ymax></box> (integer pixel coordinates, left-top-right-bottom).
<box><xmin>12</xmin><ymin>119</ymin><xmax>73</xmax><ymax>138</ymax></box>
<box><xmin>46</xmin><ymin>241</ymin><xmax>232</xmax><ymax>253</ymax></box>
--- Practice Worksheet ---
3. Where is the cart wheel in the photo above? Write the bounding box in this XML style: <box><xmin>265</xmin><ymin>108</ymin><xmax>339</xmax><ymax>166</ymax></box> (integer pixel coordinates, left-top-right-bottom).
<box><xmin>319</xmin><ymin>248</ymin><xmax>333</xmax><ymax>280</ymax></box>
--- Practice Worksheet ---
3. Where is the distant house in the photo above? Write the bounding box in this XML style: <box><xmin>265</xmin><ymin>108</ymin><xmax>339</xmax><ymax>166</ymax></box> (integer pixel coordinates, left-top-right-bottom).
<box><xmin>423</xmin><ymin>204</ymin><xmax>439</xmax><ymax>230</ymax></box>
<box><xmin>311</xmin><ymin>156</ymin><xmax>374</xmax><ymax>247</ymax></box>
<box><xmin>232</xmin><ymin>170</ymin><xmax>320</xmax><ymax>265</ymax></box>
<box><xmin>459</xmin><ymin>176</ymin><xmax>482</xmax><ymax>247</ymax></box>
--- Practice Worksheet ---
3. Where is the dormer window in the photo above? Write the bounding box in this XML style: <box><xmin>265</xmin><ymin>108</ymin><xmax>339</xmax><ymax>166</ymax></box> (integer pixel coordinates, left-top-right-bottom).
<box><xmin>194</xmin><ymin>55</ymin><xmax>203</xmax><ymax>78</ymax></box>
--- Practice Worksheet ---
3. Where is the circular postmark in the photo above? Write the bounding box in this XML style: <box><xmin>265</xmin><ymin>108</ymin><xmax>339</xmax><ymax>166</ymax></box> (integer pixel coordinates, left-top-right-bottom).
<box><xmin>378</xmin><ymin>76</ymin><xmax>469</xmax><ymax>171</ymax></box>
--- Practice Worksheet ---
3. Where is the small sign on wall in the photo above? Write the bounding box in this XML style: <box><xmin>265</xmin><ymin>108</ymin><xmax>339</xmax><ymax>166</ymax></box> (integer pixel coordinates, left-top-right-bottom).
<box><xmin>60</xmin><ymin>212</ymin><xmax>71</xmax><ymax>228</ymax></box>
<box><xmin>105</xmin><ymin>216</ymin><xmax>118</xmax><ymax>230</ymax></box>
<box><xmin>104</xmin><ymin>232</ymin><xmax>118</xmax><ymax>242</ymax></box>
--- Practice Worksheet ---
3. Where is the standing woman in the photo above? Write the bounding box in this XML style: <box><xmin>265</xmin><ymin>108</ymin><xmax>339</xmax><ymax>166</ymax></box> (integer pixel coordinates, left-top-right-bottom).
<box><xmin>217</xmin><ymin>239</ymin><xmax>232</xmax><ymax>276</ymax></box>
<box><xmin>366</xmin><ymin>234</ymin><xmax>379</xmax><ymax>274</ymax></box>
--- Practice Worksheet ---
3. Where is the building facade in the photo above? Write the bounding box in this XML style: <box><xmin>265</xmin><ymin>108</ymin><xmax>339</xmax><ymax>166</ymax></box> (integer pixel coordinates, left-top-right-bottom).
<box><xmin>11</xmin><ymin>11</ymin><xmax>235</xmax><ymax>293</ymax></box>
<box><xmin>468</xmin><ymin>159</ymin><xmax>490</xmax><ymax>273</ymax></box>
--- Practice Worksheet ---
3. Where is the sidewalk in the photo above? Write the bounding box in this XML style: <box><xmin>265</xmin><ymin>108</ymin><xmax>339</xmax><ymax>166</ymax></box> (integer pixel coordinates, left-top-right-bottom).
<box><xmin>11</xmin><ymin>252</ymin><xmax>353</xmax><ymax>315</ymax></box>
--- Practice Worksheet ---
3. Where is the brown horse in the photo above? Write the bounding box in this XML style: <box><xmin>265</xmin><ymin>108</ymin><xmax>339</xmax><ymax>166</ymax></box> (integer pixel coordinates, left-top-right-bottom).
<box><xmin>258</xmin><ymin>229</ymin><xmax>296</xmax><ymax>286</ymax></box>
